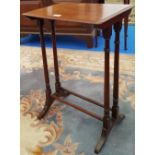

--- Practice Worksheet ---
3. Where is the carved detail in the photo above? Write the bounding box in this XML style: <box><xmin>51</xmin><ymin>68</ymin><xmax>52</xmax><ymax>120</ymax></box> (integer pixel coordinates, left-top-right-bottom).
<box><xmin>112</xmin><ymin>21</ymin><xmax>122</xmax><ymax>119</ymax></box>
<box><xmin>95</xmin><ymin>114</ymin><xmax>125</xmax><ymax>154</ymax></box>
<box><xmin>102</xmin><ymin>26</ymin><xmax>112</xmax><ymax>130</ymax></box>
<box><xmin>38</xmin><ymin>97</ymin><xmax>55</xmax><ymax>119</ymax></box>
<box><xmin>37</xmin><ymin>19</ymin><xmax>54</xmax><ymax>119</ymax></box>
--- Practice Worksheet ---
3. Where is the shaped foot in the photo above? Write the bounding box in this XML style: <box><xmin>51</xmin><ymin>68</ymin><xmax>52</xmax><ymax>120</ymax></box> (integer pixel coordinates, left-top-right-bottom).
<box><xmin>95</xmin><ymin>128</ymin><xmax>109</xmax><ymax>154</ymax></box>
<box><xmin>114</xmin><ymin>113</ymin><xmax>125</xmax><ymax>124</ymax></box>
<box><xmin>38</xmin><ymin>97</ymin><xmax>55</xmax><ymax>119</ymax></box>
<box><xmin>95</xmin><ymin>114</ymin><xmax>125</xmax><ymax>154</ymax></box>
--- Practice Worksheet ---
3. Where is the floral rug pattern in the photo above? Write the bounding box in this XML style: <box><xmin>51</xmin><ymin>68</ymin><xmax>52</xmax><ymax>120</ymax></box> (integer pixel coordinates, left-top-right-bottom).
<box><xmin>20</xmin><ymin>46</ymin><xmax>135</xmax><ymax>155</ymax></box>
<box><xmin>21</xmin><ymin>90</ymin><xmax>85</xmax><ymax>155</ymax></box>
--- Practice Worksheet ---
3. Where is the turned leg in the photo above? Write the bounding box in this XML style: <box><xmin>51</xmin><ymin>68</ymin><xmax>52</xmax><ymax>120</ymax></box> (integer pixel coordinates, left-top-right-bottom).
<box><xmin>95</xmin><ymin>23</ymin><xmax>126</xmax><ymax>153</ymax></box>
<box><xmin>112</xmin><ymin>20</ymin><xmax>125</xmax><ymax>121</ymax></box>
<box><xmin>50</xmin><ymin>20</ymin><xmax>69</xmax><ymax>97</ymax></box>
<box><xmin>86</xmin><ymin>36</ymin><xmax>94</xmax><ymax>48</ymax></box>
<box><xmin>124</xmin><ymin>16</ymin><xmax>128</xmax><ymax>50</ymax></box>
<box><xmin>37</xmin><ymin>19</ymin><xmax>54</xmax><ymax>119</ymax></box>
<box><xmin>95</xmin><ymin>30</ymin><xmax>98</xmax><ymax>48</ymax></box>
<box><xmin>112</xmin><ymin>21</ymin><xmax>122</xmax><ymax>119</ymax></box>
<box><xmin>124</xmin><ymin>0</ymin><xmax>130</xmax><ymax>50</ymax></box>
<box><xmin>95</xmin><ymin>26</ymin><xmax>112</xmax><ymax>153</ymax></box>
<box><xmin>102</xmin><ymin>27</ymin><xmax>112</xmax><ymax>130</ymax></box>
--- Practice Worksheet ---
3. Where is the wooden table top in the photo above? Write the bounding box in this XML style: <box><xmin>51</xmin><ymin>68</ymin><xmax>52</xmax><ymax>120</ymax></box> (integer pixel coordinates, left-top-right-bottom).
<box><xmin>23</xmin><ymin>3</ymin><xmax>132</xmax><ymax>24</ymax></box>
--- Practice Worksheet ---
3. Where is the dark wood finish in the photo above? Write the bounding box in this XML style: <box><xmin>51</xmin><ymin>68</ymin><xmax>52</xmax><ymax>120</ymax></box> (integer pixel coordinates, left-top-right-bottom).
<box><xmin>124</xmin><ymin>0</ymin><xmax>130</xmax><ymax>50</ymax></box>
<box><xmin>124</xmin><ymin>16</ymin><xmax>128</xmax><ymax>50</ymax></box>
<box><xmin>23</xmin><ymin>3</ymin><xmax>132</xmax><ymax>153</ymax></box>
<box><xmin>97</xmin><ymin>0</ymin><xmax>130</xmax><ymax>50</ymax></box>
<box><xmin>112</xmin><ymin>21</ymin><xmax>122</xmax><ymax>119</ymax></box>
<box><xmin>20</xmin><ymin>0</ymin><xmax>42</xmax><ymax>32</ymax></box>
<box><xmin>99</xmin><ymin>0</ymin><xmax>104</xmax><ymax>3</ymax></box>
<box><xmin>52</xmin><ymin>94</ymin><xmax>103</xmax><ymax>121</ymax></box>
<box><xmin>95</xmin><ymin>113</ymin><xmax>125</xmax><ymax>153</ymax></box>
<box><xmin>20</xmin><ymin>0</ymin><xmax>100</xmax><ymax>48</ymax></box>
<box><xmin>23</xmin><ymin>3</ymin><xmax>132</xmax><ymax>24</ymax></box>
<box><xmin>50</xmin><ymin>20</ymin><xmax>61</xmax><ymax>92</ymax></box>
<box><xmin>38</xmin><ymin>19</ymin><xmax>51</xmax><ymax>97</ymax></box>
<box><xmin>61</xmin><ymin>87</ymin><xmax>104</xmax><ymax>108</ymax></box>
<box><xmin>124</xmin><ymin>0</ymin><xmax>130</xmax><ymax>3</ymax></box>
<box><xmin>37</xmin><ymin>19</ymin><xmax>54</xmax><ymax>119</ymax></box>
<box><xmin>102</xmin><ymin>26</ymin><xmax>112</xmax><ymax>129</ymax></box>
<box><xmin>94</xmin><ymin>25</ymin><xmax>112</xmax><ymax>154</ymax></box>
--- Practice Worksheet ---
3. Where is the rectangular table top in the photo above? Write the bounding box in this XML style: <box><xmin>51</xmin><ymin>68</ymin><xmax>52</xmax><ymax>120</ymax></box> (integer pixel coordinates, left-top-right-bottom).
<box><xmin>23</xmin><ymin>3</ymin><xmax>132</xmax><ymax>24</ymax></box>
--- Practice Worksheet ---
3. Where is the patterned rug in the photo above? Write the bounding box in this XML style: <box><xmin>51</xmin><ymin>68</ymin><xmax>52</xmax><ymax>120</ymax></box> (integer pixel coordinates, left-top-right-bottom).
<box><xmin>20</xmin><ymin>46</ymin><xmax>135</xmax><ymax>155</ymax></box>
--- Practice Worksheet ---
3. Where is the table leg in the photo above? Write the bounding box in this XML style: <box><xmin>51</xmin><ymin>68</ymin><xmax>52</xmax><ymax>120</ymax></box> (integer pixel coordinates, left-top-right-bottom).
<box><xmin>124</xmin><ymin>16</ymin><xmax>128</xmax><ymax>50</ymax></box>
<box><xmin>124</xmin><ymin>0</ymin><xmax>130</xmax><ymax>50</ymax></box>
<box><xmin>102</xmin><ymin>27</ymin><xmax>112</xmax><ymax>130</ymax></box>
<box><xmin>50</xmin><ymin>20</ymin><xmax>69</xmax><ymax>97</ymax></box>
<box><xmin>112</xmin><ymin>20</ymin><xmax>125</xmax><ymax>122</ymax></box>
<box><xmin>99</xmin><ymin>0</ymin><xmax>105</xmax><ymax>3</ymax></box>
<box><xmin>95</xmin><ymin>26</ymin><xmax>112</xmax><ymax>153</ymax></box>
<box><xmin>112</xmin><ymin>21</ymin><xmax>122</xmax><ymax>119</ymax></box>
<box><xmin>37</xmin><ymin>19</ymin><xmax>55</xmax><ymax>119</ymax></box>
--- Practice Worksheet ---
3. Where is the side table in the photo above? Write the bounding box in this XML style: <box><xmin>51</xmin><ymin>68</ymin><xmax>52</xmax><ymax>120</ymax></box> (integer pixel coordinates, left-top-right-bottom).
<box><xmin>23</xmin><ymin>3</ymin><xmax>132</xmax><ymax>153</ymax></box>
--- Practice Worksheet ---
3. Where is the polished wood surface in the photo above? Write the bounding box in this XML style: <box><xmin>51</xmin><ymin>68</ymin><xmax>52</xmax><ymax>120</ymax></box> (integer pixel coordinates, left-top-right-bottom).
<box><xmin>23</xmin><ymin>3</ymin><xmax>132</xmax><ymax>24</ymax></box>
<box><xmin>20</xmin><ymin>0</ymin><xmax>42</xmax><ymax>31</ymax></box>
<box><xmin>41</xmin><ymin>0</ymin><xmax>101</xmax><ymax>48</ymax></box>
<box><xmin>21</xmin><ymin>0</ymin><xmax>101</xmax><ymax>48</ymax></box>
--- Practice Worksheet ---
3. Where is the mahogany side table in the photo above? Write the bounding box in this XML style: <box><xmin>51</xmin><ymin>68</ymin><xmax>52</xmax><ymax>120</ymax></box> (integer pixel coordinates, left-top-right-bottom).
<box><xmin>23</xmin><ymin>3</ymin><xmax>132</xmax><ymax>153</ymax></box>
